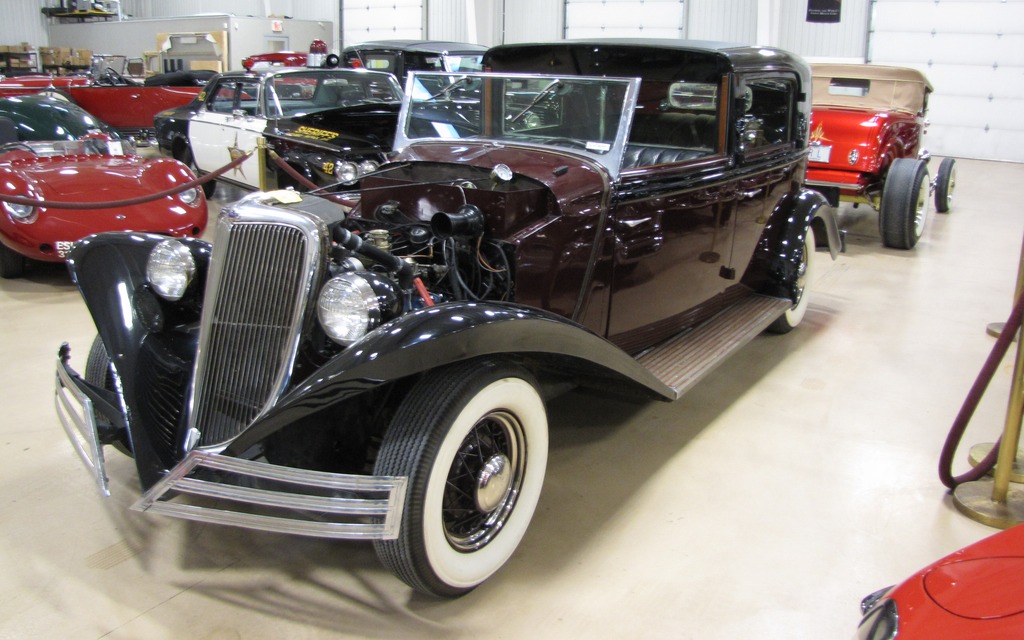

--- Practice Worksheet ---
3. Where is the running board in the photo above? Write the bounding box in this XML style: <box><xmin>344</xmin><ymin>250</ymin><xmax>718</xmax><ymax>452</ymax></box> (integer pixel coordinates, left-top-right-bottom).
<box><xmin>635</xmin><ymin>294</ymin><xmax>792</xmax><ymax>400</ymax></box>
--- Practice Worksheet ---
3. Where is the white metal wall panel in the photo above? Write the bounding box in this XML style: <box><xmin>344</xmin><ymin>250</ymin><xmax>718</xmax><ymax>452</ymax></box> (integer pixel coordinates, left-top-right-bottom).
<box><xmin>0</xmin><ymin>2</ymin><xmax>49</xmax><ymax>49</ymax></box>
<box><xmin>503</xmin><ymin>0</ymin><xmax>563</xmax><ymax>43</ymax></box>
<box><xmin>344</xmin><ymin>0</ymin><xmax>424</xmax><ymax>44</ymax></box>
<box><xmin>686</xmin><ymin>0</ymin><xmax>757</xmax><ymax>43</ymax></box>
<box><xmin>870</xmin><ymin>0</ymin><xmax>1024</xmax><ymax>162</ymax></box>
<box><xmin>777</xmin><ymin>0</ymin><xmax>869</xmax><ymax>59</ymax></box>
<box><xmin>564</xmin><ymin>0</ymin><xmax>685</xmax><ymax>39</ymax></box>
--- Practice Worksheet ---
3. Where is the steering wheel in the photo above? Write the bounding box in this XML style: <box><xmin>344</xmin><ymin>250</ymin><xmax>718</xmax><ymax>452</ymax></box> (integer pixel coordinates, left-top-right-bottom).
<box><xmin>101</xmin><ymin>66</ymin><xmax>133</xmax><ymax>86</ymax></box>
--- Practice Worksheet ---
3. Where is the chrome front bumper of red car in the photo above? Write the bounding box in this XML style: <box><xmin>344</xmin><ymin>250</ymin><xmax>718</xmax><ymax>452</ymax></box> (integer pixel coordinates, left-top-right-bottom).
<box><xmin>55</xmin><ymin>354</ymin><xmax>408</xmax><ymax>540</ymax></box>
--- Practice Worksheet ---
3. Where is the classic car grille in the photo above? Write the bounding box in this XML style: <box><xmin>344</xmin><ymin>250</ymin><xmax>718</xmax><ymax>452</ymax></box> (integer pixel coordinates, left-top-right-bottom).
<box><xmin>137</xmin><ymin>338</ymin><xmax>189</xmax><ymax>459</ymax></box>
<box><xmin>190</xmin><ymin>203</ymin><xmax>325</xmax><ymax>448</ymax></box>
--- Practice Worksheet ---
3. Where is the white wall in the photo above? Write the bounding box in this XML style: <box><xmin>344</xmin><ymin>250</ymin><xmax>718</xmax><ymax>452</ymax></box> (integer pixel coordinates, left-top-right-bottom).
<box><xmin>686</xmin><ymin>0</ymin><xmax>757</xmax><ymax>43</ymax></box>
<box><xmin>0</xmin><ymin>2</ymin><xmax>52</xmax><ymax>49</ymax></box>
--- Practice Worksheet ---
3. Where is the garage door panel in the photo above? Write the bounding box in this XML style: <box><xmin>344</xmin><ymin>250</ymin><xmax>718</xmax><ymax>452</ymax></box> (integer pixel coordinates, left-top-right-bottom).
<box><xmin>344</xmin><ymin>0</ymin><xmax>424</xmax><ymax>41</ymax></box>
<box><xmin>874</xmin><ymin>2</ymin><xmax>1024</xmax><ymax>32</ymax></box>
<box><xmin>927</xmin><ymin>124</ymin><xmax>1024</xmax><ymax>163</ymax></box>
<box><xmin>928</xmin><ymin>95</ymin><xmax>1024</xmax><ymax>131</ymax></box>
<box><xmin>923</xmin><ymin>65</ymin><xmax>1024</xmax><ymax>100</ymax></box>
<box><xmin>873</xmin><ymin>33</ymin><xmax>1024</xmax><ymax>67</ymax></box>
<box><xmin>564</xmin><ymin>0</ymin><xmax>684</xmax><ymax>38</ymax></box>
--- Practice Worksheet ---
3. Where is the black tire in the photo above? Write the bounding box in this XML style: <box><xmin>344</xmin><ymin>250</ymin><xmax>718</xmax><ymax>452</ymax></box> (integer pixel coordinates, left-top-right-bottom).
<box><xmin>175</xmin><ymin>143</ymin><xmax>216</xmax><ymax>199</ymax></box>
<box><xmin>767</xmin><ymin>226</ymin><xmax>816</xmax><ymax>334</ymax></box>
<box><xmin>373</xmin><ymin>359</ymin><xmax>548</xmax><ymax>597</ymax></box>
<box><xmin>84</xmin><ymin>336</ymin><xmax>132</xmax><ymax>456</ymax></box>
<box><xmin>934</xmin><ymin>157</ymin><xmax>956</xmax><ymax>213</ymax></box>
<box><xmin>879</xmin><ymin>158</ymin><xmax>930</xmax><ymax>250</ymax></box>
<box><xmin>0</xmin><ymin>243</ymin><xmax>25</xmax><ymax>279</ymax></box>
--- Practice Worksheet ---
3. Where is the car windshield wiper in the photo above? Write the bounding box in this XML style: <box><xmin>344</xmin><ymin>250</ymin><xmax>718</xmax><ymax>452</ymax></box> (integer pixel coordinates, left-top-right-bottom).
<box><xmin>508</xmin><ymin>79</ymin><xmax>562</xmax><ymax>125</ymax></box>
<box><xmin>426</xmin><ymin>75</ymin><xmax>471</xmax><ymax>101</ymax></box>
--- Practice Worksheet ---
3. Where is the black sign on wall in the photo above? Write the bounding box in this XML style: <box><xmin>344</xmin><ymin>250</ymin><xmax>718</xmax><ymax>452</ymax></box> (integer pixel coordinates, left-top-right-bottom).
<box><xmin>807</xmin><ymin>0</ymin><xmax>841</xmax><ymax>23</ymax></box>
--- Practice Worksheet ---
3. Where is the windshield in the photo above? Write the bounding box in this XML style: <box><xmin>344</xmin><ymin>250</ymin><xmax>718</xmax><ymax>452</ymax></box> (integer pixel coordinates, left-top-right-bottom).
<box><xmin>396</xmin><ymin>72</ymin><xmax>640</xmax><ymax>176</ymax></box>
<box><xmin>266</xmin><ymin>70</ymin><xmax>403</xmax><ymax>118</ymax></box>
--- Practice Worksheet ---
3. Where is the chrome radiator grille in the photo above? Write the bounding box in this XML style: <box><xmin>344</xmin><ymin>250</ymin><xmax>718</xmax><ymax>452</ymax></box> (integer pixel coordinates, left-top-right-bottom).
<box><xmin>190</xmin><ymin>203</ymin><xmax>326</xmax><ymax>448</ymax></box>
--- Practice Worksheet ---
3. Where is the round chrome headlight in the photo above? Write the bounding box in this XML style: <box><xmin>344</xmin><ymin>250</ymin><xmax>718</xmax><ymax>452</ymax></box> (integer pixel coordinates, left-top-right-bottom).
<box><xmin>318</xmin><ymin>273</ymin><xmax>382</xmax><ymax>345</ymax></box>
<box><xmin>3</xmin><ymin>201</ymin><xmax>35</xmax><ymax>221</ymax></box>
<box><xmin>146</xmin><ymin>239</ymin><xmax>195</xmax><ymax>301</ymax></box>
<box><xmin>337</xmin><ymin>161</ymin><xmax>359</xmax><ymax>182</ymax></box>
<box><xmin>357</xmin><ymin>159</ymin><xmax>379</xmax><ymax>175</ymax></box>
<box><xmin>178</xmin><ymin>186</ymin><xmax>201</xmax><ymax>206</ymax></box>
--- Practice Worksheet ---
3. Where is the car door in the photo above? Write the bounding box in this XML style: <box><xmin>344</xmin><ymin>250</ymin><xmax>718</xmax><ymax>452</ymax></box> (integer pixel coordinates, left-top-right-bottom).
<box><xmin>606</xmin><ymin>77</ymin><xmax>740</xmax><ymax>351</ymax></box>
<box><xmin>189</xmin><ymin>77</ymin><xmax>266</xmax><ymax>189</ymax></box>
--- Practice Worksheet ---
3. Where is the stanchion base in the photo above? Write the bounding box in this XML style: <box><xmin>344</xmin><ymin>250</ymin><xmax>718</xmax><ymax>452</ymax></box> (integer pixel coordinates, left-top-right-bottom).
<box><xmin>953</xmin><ymin>479</ymin><xmax>1024</xmax><ymax>529</ymax></box>
<box><xmin>968</xmin><ymin>442</ymin><xmax>1024</xmax><ymax>483</ymax></box>
<box><xmin>987</xmin><ymin>321</ymin><xmax>1020</xmax><ymax>341</ymax></box>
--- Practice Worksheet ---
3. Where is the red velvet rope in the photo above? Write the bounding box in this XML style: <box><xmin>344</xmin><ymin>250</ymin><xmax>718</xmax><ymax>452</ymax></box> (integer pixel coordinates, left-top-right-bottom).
<box><xmin>0</xmin><ymin>150</ymin><xmax>253</xmax><ymax>210</ymax></box>
<box><xmin>939</xmin><ymin>294</ymin><xmax>1024</xmax><ymax>488</ymax></box>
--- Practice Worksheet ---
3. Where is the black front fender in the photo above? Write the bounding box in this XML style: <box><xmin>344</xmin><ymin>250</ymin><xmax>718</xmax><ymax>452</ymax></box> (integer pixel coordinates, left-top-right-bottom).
<box><xmin>66</xmin><ymin>231</ymin><xmax>210</xmax><ymax>487</ymax></box>
<box><xmin>743</xmin><ymin>187</ymin><xmax>840</xmax><ymax>301</ymax></box>
<box><xmin>226</xmin><ymin>301</ymin><xmax>673</xmax><ymax>454</ymax></box>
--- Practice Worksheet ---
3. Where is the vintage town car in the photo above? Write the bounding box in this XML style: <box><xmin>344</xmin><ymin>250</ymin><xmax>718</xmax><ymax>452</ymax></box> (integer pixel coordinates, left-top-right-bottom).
<box><xmin>153</xmin><ymin>67</ymin><xmax>402</xmax><ymax>198</ymax></box>
<box><xmin>342</xmin><ymin>39</ymin><xmax>487</xmax><ymax>84</ymax></box>
<box><xmin>0</xmin><ymin>66</ymin><xmax>207</xmax><ymax>141</ymax></box>
<box><xmin>857</xmin><ymin>524</ymin><xmax>1024</xmax><ymax>639</ymax></box>
<box><xmin>806</xmin><ymin>63</ymin><xmax>955</xmax><ymax>250</ymax></box>
<box><xmin>0</xmin><ymin>136</ymin><xmax>206</xmax><ymax>278</ymax></box>
<box><xmin>54</xmin><ymin>40</ymin><xmax>840</xmax><ymax>597</ymax></box>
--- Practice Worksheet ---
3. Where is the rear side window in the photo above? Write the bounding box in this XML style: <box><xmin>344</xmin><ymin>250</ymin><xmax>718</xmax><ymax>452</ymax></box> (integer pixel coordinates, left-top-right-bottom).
<box><xmin>736</xmin><ymin>76</ymin><xmax>798</xmax><ymax>152</ymax></box>
<box><xmin>828</xmin><ymin>77</ymin><xmax>870</xmax><ymax>97</ymax></box>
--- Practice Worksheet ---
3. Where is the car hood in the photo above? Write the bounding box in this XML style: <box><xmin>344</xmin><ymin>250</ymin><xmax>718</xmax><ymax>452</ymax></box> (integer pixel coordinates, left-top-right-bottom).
<box><xmin>271</xmin><ymin>103</ymin><xmax>401</xmax><ymax>152</ymax></box>
<box><xmin>809</xmin><ymin>106</ymin><xmax>889</xmax><ymax>172</ymax></box>
<box><xmin>0</xmin><ymin>154</ymin><xmax>194</xmax><ymax>199</ymax></box>
<box><xmin>922</xmin><ymin>529</ymin><xmax>1024</xmax><ymax>620</ymax></box>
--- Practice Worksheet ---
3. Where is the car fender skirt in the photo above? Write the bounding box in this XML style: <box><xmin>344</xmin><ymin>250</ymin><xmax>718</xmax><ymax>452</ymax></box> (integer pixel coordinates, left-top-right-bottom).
<box><xmin>225</xmin><ymin>302</ymin><xmax>674</xmax><ymax>455</ymax></box>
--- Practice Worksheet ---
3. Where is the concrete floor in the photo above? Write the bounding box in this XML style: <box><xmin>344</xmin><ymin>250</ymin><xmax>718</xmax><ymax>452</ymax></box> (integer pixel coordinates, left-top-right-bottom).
<box><xmin>2</xmin><ymin>157</ymin><xmax>1023</xmax><ymax>639</ymax></box>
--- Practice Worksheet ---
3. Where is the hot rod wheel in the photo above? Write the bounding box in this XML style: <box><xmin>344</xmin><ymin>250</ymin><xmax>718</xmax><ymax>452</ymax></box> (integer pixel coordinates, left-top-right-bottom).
<box><xmin>934</xmin><ymin>157</ymin><xmax>957</xmax><ymax>213</ymax></box>
<box><xmin>879</xmin><ymin>158</ymin><xmax>930</xmax><ymax>250</ymax></box>
<box><xmin>373</xmin><ymin>358</ymin><xmax>548</xmax><ymax>597</ymax></box>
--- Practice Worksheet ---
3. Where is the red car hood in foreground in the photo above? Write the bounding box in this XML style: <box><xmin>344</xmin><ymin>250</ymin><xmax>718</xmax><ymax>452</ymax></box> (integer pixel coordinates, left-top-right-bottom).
<box><xmin>0</xmin><ymin>152</ymin><xmax>206</xmax><ymax>261</ymax></box>
<box><xmin>875</xmin><ymin>524</ymin><xmax>1024</xmax><ymax>638</ymax></box>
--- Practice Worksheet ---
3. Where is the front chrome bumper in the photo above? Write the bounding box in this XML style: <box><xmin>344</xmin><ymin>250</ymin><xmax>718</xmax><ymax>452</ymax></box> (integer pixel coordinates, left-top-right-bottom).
<box><xmin>54</xmin><ymin>349</ymin><xmax>408</xmax><ymax>540</ymax></box>
<box><xmin>55</xmin><ymin>348</ymin><xmax>110</xmax><ymax>497</ymax></box>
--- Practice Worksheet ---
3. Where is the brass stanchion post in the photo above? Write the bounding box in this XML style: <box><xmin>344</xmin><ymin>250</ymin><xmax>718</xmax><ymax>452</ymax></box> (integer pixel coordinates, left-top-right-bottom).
<box><xmin>954</xmin><ymin>232</ymin><xmax>1024</xmax><ymax>527</ymax></box>
<box><xmin>257</xmin><ymin>137</ymin><xmax>267</xmax><ymax>192</ymax></box>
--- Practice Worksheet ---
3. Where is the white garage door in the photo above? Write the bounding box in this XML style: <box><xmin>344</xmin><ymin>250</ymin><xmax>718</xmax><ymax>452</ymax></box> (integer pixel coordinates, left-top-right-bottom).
<box><xmin>870</xmin><ymin>0</ymin><xmax>1024</xmax><ymax>162</ymax></box>
<box><xmin>344</xmin><ymin>0</ymin><xmax>424</xmax><ymax>44</ymax></box>
<box><xmin>564</xmin><ymin>0</ymin><xmax>685</xmax><ymax>39</ymax></box>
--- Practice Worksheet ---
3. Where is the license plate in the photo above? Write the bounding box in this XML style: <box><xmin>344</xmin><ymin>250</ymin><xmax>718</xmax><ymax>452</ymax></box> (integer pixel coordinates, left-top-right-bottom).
<box><xmin>809</xmin><ymin>145</ymin><xmax>832</xmax><ymax>163</ymax></box>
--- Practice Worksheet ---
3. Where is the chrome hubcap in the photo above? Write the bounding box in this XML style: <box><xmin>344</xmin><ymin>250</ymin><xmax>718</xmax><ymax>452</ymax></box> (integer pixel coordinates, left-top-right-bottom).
<box><xmin>475</xmin><ymin>454</ymin><xmax>512</xmax><ymax>512</ymax></box>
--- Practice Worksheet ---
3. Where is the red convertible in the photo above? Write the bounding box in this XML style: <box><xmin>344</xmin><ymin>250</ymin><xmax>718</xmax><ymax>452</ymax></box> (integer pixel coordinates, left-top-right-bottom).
<box><xmin>806</xmin><ymin>63</ymin><xmax>956</xmax><ymax>250</ymax></box>
<box><xmin>0</xmin><ymin>68</ymin><xmax>206</xmax><ymax>141</ymax></box>
<box><xmin>0</xmin><ymin>136</ymin><xmax>206</xmax><ymax>278</ymax></box>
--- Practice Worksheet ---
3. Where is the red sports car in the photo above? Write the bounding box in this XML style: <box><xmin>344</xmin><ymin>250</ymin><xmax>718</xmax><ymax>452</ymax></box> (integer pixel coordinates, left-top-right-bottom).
<box><xmin>858</xmin><ymin>524</ymin><xmax>1024</xmax><ymax>639</ymax></box>
<box><xmin>0</xmin><ymin>138</ymin><xmax>207</xmax><ymax>278</ymax></box>
<box><xmin>806</xmin><ymin>63</ymin><xmax>956</xmax><ymax>250</ymax></box>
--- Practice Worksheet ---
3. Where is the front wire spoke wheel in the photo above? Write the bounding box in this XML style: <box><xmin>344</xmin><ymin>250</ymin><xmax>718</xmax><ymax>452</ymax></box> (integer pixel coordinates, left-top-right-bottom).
<box><xmin>373</xmin><ymin>359</ymin><xmax>547</xmax><ymax>597</ymax></box>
